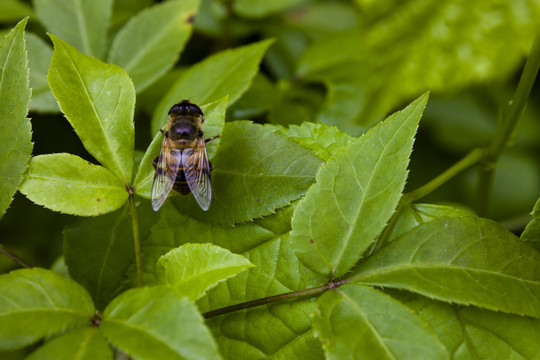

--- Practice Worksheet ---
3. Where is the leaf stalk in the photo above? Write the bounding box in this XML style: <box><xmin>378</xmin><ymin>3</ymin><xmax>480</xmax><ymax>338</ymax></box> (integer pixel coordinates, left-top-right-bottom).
<box><xmin>0</xmin><ymin>243</ymin><xmax>32</xmax><ymax>268</ymax></box>
<box><xmin>401</xmin><ymin>147</ymin><xmax>485</xmax><ymax>205</ymax></box>
<box><xmin>478</xmin><ymin>35</ymin><xmax>540</xmax><ymax>215</ymax></box>
<box><xmin>368</xmin><ymin>147</ymin><xmax>485</xmax><ymax>254</ymax></box>
<box><xmin>128</xmin><ymin>192</ymin><xmax>143</xmax><ymax>287</ymax></box>
<box><xmin>203</xmin><ymin>279</ymin><xmax>349</xmax><ymax>319</ymax></box>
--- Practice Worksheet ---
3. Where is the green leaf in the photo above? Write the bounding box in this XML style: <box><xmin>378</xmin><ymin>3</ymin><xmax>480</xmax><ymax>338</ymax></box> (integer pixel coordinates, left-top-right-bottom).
<box><xmin>296</xmin><ymin>30</ymin><xmax>371</xmax><ymax>128</ymax></box>
<box><xmin>290</xmin><ymin>94</ymin><xmax>428</xmax><ymax>277</ymax></box>
<box><xmin>0</xmin><ymin>268</ymin><xmax>94</xmax><ymax>351</ymax></box>
<box><xmin>0</xmin><ymin>18</ymin><xmax>32</xmax><ymax>218</ymax></box>
<box><xmin>151</xmin><ymin>39</ymin><xmax>274</xmax><ymax>135</ymax></box>
<box><xmin>233</xmin><ymin>0</ymin><xmax>300</xmax><ymax>18</ymax></box>
<box><xmin>453</xmin><ymin>307</ymin><xmax>540</xmax><ymax>360</ymax></box>
<box><xmin>521</xmin><ymin>197</ymin><xmax>540</xmax><ymax>252</ymax></box>
<box><xmin>285</xmin><ymin>2</ymin><xmax>359</xmax><ymax>35</ymax></box>
<box><xmin>27</xmin><ymin>32</ymin><xmax>57</xmax><ymax>113</ymax></box>
<box><xmin>393</xmin><ymin>291</ymin><xmax>540</xmax><ymax>359</ymax></box>
<box><xmin>314</xmin><ymin>284</ymin><xmax>448</xmax><ymax>360</ymax></box>
<box><xmin>385</xmin><ymin>203</ymin><xmax>472</xmax><ymax>244</ymax></box>
<box><xmin>19</xmin><ymin>154</ymin><xmax>128</xmax><ymax>216</ymax></box>
<box><xmin>48</xmin><ymin>35</ymin><xmax>135</xmax><ymax>184</ymax></box>
<box><xmin>111</xmin><ymin>0</ymin><xmax>153</xmax><ymax>32</ymax></box>
<box><xmin>314</xmin><ymin>68</ymin><xmax>369</xmax><ymax>133</ymax></box>
<box><xmin>227</xmin><ymin>73</ymin><xmax>279</xmax><ymax>120</ymax></box>
<box><xmin>354</xmin><ymin>216</ymin><xmax>540</xmax><ymax>317</ymax></box>
<box><xmin>26</xmin><ymin>327</ymin><xmax>113</xmax><ymax>360</ymax></box>
<box><xmin>64</xmin><ymin>207</ymin><xmax>132</xmax><ymax>310</ymax></box>
<box><xmin>208</xmin><ymin>299</ymin><xmax>323</xmax><ymax>360</ymax></box>
<box><xmin>172</xmin><ymin>121</ymin><xmax>322</xmax><ymax>225</ymax></box>
<box><xmin>272</xmin><ymin>122</ymin><xmax>356</xmax><ymax>161</ymax></box>
<box><xmin>156</xmin><ymin>243</ymin><xmax>254</xmax><ymax>300</ymax></box>
<box><xmin>33</xmin><ymin>0</ymin><xmax>112</xmax><ymax>59</ymax></box>
<box><xmin>136</xmin><ymin>67</ymin><xmax>185</xmax><ymax>115</ymax></box>
<box><xmin>0</xmin><ymin>0</ymin><xmax>34</xmax><ymax>22</ymax></box>
<box><xmin>266</xmin><ymin>83</ymin><xmax>325</xmax><ymax>128</ymax></box>
<box><xmin>101</xmin><ymin>286</ymin><xmax>221</xmax><ymax>360</ymax></box>
<box><xmin>134</xmin><ymin>97</ymin><xmax>227</xmax><ymax>198</ymax></box>
<box><xmin>202</xmin><ymin>98</ymin><xmax>227</xmax><ymax>160</ymax></box>
<box><xmin>50</xmin><ymin>256</ymin><xmax>69</xmax><ymax>278</ymax></box>
<box><xmin>108</xmin><ymin>0</ymin><xmax>200</xmax><ymax>92</ymax></box>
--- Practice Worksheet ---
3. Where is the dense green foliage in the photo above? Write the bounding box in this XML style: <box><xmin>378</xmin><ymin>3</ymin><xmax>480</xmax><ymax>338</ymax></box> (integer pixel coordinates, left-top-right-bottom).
<box><xmin>1</xmin><ymin>1</ymin><xmax>540</xmax><ymax>359</ymax></box>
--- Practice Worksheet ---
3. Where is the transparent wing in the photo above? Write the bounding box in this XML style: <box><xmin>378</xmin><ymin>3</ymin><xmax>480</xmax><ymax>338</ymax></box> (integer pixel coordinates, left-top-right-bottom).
<box><xmin>182</xmin><ymin>140</ymin><xmax>212</xmax><ymax>211</ymax></box>
<box><xmin>151</xmin><ymin>142</ymin><xmax>181</xmax><ymax>211</ymax></box>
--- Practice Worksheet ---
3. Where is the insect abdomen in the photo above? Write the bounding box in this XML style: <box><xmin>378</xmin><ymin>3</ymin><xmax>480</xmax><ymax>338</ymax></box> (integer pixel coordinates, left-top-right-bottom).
<box><xmin>173</xmin><ymin>169</ymin><xmax>191</xmax><ymax>195</ymax></box>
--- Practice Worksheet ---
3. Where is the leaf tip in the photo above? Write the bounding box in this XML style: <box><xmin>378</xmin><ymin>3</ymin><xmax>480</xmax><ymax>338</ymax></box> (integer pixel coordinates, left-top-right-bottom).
<box><xmin>14</xmin><ymin>16</ymin><xmax>29</xmax><ymax>30</ymax></box>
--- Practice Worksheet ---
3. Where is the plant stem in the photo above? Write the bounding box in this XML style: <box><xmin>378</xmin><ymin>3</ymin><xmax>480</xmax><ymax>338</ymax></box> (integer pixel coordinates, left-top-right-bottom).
<box><xmin>128</xmin><ymin>194</ymin><xmax>143</xmax><ymax>287</ymax></box>
<box><xmin>477</xmin><ymin>163</ymin><xmax>495</xmax><ymax>217</ymax></box>
<box><xmin>478</xmin><ymin>35</ymin><xmax>540</xmax><ymax>215</ymax></box>
<box><xmin>491</xmin><ymin>37</ymin><xmax>540</xmax><ymax>160</ymax></box>
<box><xmin>203</xmin><ymin>279</ymin><xmax>349</xmax><ymax>319</ymax></box>
<box><xmin>401</xmin><ymin>147</ymin><xmax>485</xmax><ymax>206</ymax></box>
<box><xmin>0</xmin><ymin>243</ymin><xmax>32</xmax><ymax>268</ymax></box>
<box><xmin>367</xmin><ymin>147</ymin><xmax>485</xmax><ymax>254</ymax></box>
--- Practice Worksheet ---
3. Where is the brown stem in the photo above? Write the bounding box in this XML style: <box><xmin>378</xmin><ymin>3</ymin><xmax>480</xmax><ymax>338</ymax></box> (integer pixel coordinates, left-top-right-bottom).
<box><xmin>0</xmin><ymin>243</ymin><xmax>32</xmax><ymax>268</ymax></box>
<box><xmin>203</xmin><ymin>279</ymin><xmax>349</xmax><ymax>319</ymax></box>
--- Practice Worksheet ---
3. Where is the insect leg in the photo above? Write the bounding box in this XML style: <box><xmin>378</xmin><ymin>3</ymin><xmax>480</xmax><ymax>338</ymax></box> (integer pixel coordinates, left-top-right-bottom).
<box><xmin>205</xmin><ymin>135</ymin><xmax>220</xmax><ymax>143</ymax></box>
<box><xmin>152</xmin><ymin>156</ymin><xmax>159</xmax><ymax>169</ymax></box>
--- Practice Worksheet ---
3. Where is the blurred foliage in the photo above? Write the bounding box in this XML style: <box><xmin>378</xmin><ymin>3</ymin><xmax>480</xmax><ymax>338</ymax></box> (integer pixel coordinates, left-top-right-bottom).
<box><xmin>1</xmin><ymin>0</ymin><xmax>540</xmax><ymax>358</ymax></box>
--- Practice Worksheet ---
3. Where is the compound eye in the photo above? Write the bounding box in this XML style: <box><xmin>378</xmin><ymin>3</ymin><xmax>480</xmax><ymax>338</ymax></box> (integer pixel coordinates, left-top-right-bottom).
<box><xmin>168</xmin><ymin>104</ymin><xmax>181</xmax><ymax>115</ymax></box>
<box><xmin>188</xmin><ymin>104</ymin><xmax>203</xmax><ymax>116</ymax></box>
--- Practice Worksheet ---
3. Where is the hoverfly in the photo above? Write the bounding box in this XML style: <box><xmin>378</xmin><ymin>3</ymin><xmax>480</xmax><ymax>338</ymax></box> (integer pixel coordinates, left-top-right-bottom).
<box><xmin>151</xmin><ymin>100</ymin><xmax>217</xmax><ymax>211</ymax></box>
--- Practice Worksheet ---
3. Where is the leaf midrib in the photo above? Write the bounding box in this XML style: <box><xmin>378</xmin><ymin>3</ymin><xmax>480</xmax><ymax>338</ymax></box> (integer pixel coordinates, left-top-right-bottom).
<box><xmin>0</xmin><ymin>307</ymin><xmax>91</xmax><ymax>318</ymax></box>
<box><xmin>337</xmin><ymin>288</ymin><xmax>398</xmax><ymax>360</ymax></box>
<box><xmin>73</xmin><ymin>328</ymin><xmax>96</xmax><ymax>360</ymax></box>
<box><xmin>332</xmin><ymin>100</ymin><xmax>422</xmax><ymax>272</ymax></box>
<box><xmin>62</xmin><ymin>46</ymin><xmax>127</xmax><ymax>183</ymax></box>
<box><xmin>356</xmin><ymin>264</ymin><xmax>540</xmax><ymax>286</ymax></box>
<box><xmin>464</xmin><ymin>316</ymin><xmax>530</xmax><ymax>360</ymax></box>
<box><xmin>0</xmin><ymin>28</ymin><xmax>18</xmax><ymax>94</ymax></box>
<box><xmin>28</xmin><ymin>175</ymin><xmax>123</xmax><ymax>190</ymax></box>
<box><xmin>174</xmin><ymin>265</ymin><xmax>250</xmax><ymax>289</ymax></box>
<box><xmin>74</xmin><ymin>0</ymin><xmax>92</xmax><ymax>56</ymax></box>
<box><xmin>199</xmin><ymin>54</ymin><xmax>244</xmax><ymax>103</ymax></box>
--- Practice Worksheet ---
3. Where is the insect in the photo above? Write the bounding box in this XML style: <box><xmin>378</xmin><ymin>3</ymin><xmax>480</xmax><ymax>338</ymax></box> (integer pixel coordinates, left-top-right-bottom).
<box><xmin>151</xmin><ymin>100</ymin><xmax>217</xmax><ymax>211</ymax></box>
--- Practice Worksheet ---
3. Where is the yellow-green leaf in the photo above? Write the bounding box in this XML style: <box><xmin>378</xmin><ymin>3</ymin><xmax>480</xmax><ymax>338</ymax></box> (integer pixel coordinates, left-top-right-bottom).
<box><xmin>20</xmin><ymin>154</ymin><xmax>128</xmax><ymax>216</ymax></box>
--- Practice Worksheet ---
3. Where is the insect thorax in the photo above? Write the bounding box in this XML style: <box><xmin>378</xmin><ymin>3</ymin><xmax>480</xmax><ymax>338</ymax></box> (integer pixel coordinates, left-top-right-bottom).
<box><xmin>168</xmin><ymin>115</ymin><xmax>203</xmax><ymax>142</ymax></box>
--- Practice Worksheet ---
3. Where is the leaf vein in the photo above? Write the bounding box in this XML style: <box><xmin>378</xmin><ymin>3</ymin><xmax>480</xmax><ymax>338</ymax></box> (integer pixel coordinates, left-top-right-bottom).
<box><xmin>63</xmin><ymin>48</ymin><xmax>126</xmax><ymax>182</ymax></box>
